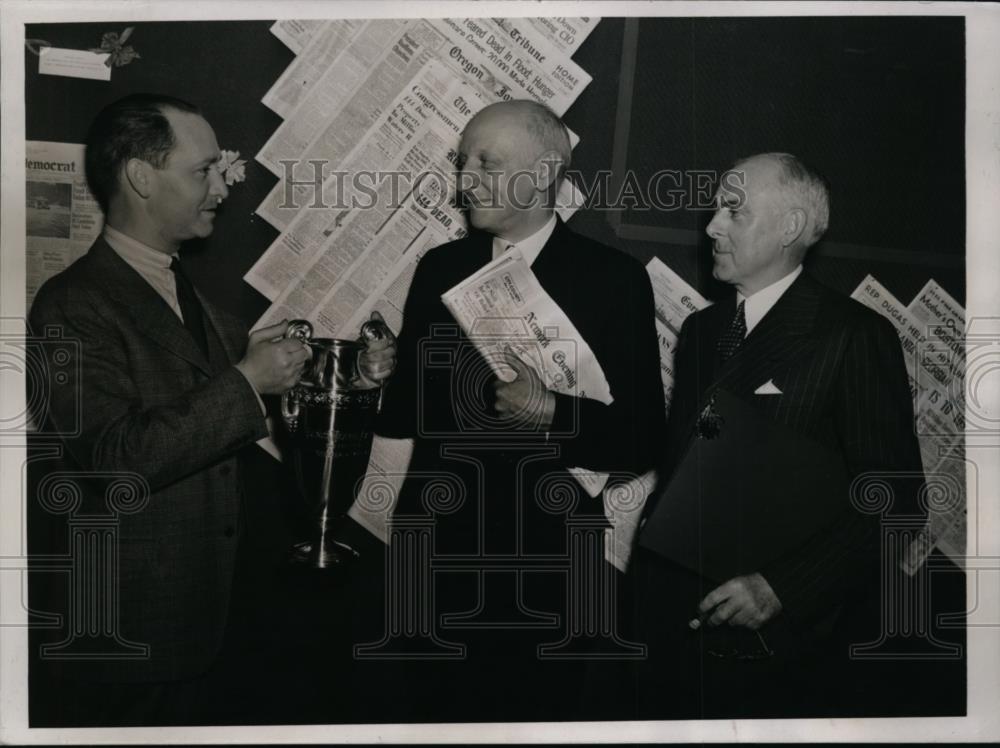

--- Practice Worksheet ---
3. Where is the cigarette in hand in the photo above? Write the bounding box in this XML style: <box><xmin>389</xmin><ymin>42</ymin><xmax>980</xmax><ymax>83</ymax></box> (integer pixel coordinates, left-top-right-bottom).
<box><xmin>689</xmin><ymin>604</ymin><xmax>716</xmax><ymax>630</ymax></box>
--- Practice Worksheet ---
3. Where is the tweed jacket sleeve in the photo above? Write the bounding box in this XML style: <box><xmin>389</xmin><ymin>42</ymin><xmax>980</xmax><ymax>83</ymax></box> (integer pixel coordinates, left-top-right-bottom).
<box><xmin>30</xmin><ymin>272</ymin><xmax>268</xmax><ymax>493</ymax></box>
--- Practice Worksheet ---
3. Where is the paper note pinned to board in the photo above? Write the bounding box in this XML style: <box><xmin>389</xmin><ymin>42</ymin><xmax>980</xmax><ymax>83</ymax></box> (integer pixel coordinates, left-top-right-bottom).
<box><xmin>39</xmin><ymin>47</ymin><xmax>111</xmax><ymax>81</ymax></box>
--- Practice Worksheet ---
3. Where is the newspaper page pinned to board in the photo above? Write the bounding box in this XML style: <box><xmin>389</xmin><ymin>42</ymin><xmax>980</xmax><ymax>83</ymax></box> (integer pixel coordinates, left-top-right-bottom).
<box><xmin>504</xmin><ymin>16</ymin><xmax>601</xmax><ymax>55</ymax></box>
<box><xmin>257</xmin><ymin>20</ymin><xmax>403</xmax><ymax>175</ymax></box>
<box><xmin>850</xmin><ymin>274</ymin><xmax>919</xmax><ymax>394</ymax></box>
<box><xmin>645</xmin><ymin>255</ymin><xmax>711</xmax><ymax>404</ymax></box>
<box><xmin>851</xmin><ymin>274</ymin><xmax>968</xmax><ymax>573</ymax></box>
<box><xmin>263</xmin><ymin>20</ymin><xmax>367</xmax><ymax>117</ymax></box>
<box><xmin>440</xmin><ymin>248</ymin><xmax>612</xmax><ymax>497</ymax></box>
<box><xmin>428</xmin><ymin>18</ymin><xmax>592</xmax><ymax>116</ymax></box>
<box><xmin>25</xmin><ymin>141</ymin><xmax>103</xmax><ymax>307</ymax></box>
<box><xmin>247</xmin><ymin>56</ymin><xmax>583</xmax><ymax>306</ymax></box>
<box><xmin>248</xmin><ymin>59</ymin><xmax>481</xmax><ymax>308</ymax></box>
<box><xmin>905</xmin><ymin>278</ymin><xmax>967</xmax><ymax>570</ymax></box>
<box><xmin>253</xmin><ymin>18</ymin><xmax>592</xmax><ymax>234</ymax></box>
<box><xmin>269</xmin><ymin>19</ymin><xmax>328</xmax><ymax>55</ymax></box>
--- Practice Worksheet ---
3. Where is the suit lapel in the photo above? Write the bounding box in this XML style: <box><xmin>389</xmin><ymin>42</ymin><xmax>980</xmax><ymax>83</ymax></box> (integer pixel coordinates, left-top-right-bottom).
<box><xmin>528</xmin><ymin>218</ymin><xmax>570</xmax><ymax>297</ymax></box>
<box><xmin>87</xmin><ymin>239</ymin><xmax>213</xmax><ymax>375</ymax></box>
<box><xmin>200</xmin><ymin>294</ymin><xmax>243</xmax><ymax>371</ymax></box>
<box><xmin>710</xmin><ymin>273</ymin><xmax>823</xmax><ymax>398</ymax></box>
<box><xmin>697</xmin><ymin>298</ymin><xmax>734</xmax><ymax>392</ymax></box>
<box><xmin>468</xmin><ymin>230</ymin><xmax>494</xmax><ymax>277</ymax></box>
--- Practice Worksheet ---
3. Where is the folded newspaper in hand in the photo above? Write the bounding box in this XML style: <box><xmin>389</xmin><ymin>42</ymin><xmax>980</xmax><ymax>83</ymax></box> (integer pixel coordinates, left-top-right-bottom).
<box><xmin>440</xmin><ymin>248</ymin><xmax>612</xmax><ymax>497</ymax></box>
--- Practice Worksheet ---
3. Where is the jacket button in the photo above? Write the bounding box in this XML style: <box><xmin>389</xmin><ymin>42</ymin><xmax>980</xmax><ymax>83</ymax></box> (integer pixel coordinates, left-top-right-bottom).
<box><xmin>224</xmin><ymin>526</ymin><xmax>235</xmax><ymax>538</ymax></box>
<box><xmin>219</xmin><ymin>465</ymin><xmax>231</xmax><ymax>476</ymax></box>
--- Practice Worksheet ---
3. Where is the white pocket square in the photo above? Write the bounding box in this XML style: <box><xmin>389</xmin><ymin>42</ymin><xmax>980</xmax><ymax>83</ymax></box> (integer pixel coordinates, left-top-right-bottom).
<box><xmin>754</xmin><ymin>379</ymin><xmax>783</xmax><ymax>395</ymax></box>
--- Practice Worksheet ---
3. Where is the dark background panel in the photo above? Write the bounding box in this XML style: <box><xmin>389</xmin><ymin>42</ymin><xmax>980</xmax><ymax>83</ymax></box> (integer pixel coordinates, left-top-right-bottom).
<box><xmin>616</xmin><ymin>17</ymin><xmax>966</xmax><ymax>252</ymax></box>
<box><xmin>26</xmin><ymin>17</ymin><xmax>966</xmax><ymax>323</ymax></box>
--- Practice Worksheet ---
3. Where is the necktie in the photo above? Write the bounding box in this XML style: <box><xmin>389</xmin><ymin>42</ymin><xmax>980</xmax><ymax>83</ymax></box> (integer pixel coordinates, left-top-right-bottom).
<box><xmin>717</xmin><ymin>299</ymin><xmax>747</xmax><ymax>363</ymax></box>
<box><xmin>170</xmin><ymin>256</ymin><xmax>209</xmax><ymax>357</ymax></box>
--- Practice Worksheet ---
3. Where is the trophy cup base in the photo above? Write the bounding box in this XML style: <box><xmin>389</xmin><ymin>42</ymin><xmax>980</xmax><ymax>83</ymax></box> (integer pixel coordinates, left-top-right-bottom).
<box><xmin>286</xmin><ymin>538</ymin><xmax>360</xmax><ymax>570</ymax></box>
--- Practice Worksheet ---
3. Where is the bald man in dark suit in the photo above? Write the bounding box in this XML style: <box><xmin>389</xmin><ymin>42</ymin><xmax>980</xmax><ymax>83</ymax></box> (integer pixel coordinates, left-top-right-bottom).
<box><xmin>376</xmin><ymin>101</ymin><xmax>666</xmax><ymax>720</ymax></box>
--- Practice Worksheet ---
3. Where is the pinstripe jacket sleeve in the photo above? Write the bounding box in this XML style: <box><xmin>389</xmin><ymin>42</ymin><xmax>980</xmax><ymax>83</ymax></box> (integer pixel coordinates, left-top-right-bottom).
<box><xmin>760</xmin><ymin>308</ymin><xmax>923</xmax><ymax>623</ymax></box>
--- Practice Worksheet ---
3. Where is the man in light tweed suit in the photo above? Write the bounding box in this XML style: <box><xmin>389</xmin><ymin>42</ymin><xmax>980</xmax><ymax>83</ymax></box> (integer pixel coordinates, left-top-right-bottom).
<box><xmin>28</xmin><ymin>94</ymin><xmax>395</xmax><ymax>725</ymax></box>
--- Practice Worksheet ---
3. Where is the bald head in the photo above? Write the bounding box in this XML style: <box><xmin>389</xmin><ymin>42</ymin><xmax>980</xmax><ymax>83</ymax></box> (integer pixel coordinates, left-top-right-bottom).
<box><xmin>457</xmin><ymin>100</ymin><xmax>571</xmax><ymax>241</ymax></box>
<box><xmin>470</xmin><ymin>101</ymin><xmax>571</xmax><ymax>175</ymax></box>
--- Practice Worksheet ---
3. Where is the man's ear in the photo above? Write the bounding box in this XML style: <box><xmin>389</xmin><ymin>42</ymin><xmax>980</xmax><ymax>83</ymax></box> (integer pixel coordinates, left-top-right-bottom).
<box><xmin>780</xmin><ymin>207</ymin><xmax>808</xmax><ymax>248</ymax></box>
<box><xmin>533</xmin><ymin>149</ymin><xmax>565</xmax><ymax>193</ymax></box>
<box><xmin>123</xmin><ymin>158</ymin><xmax>153</xmax><ymax>200</ymax></box>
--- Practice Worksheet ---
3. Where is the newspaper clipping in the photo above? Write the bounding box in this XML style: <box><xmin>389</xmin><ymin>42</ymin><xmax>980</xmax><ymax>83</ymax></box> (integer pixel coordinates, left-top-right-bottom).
<box><xmin>440</xmin><ymin>247</ymin><xmax>613</xmax><ymax>497</ymax></box>
<box><xmin>851</xmin><ymin>274</ymin><xmax>967</xmax><ymax>572</ymax></box>
<box><xmin>25</xmin><ymin>141</ymin><xmax>103</xmax><ymax>307</ymax></box>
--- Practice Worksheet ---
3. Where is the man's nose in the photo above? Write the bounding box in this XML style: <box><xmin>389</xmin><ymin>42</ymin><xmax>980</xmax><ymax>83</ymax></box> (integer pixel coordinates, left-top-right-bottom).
<box><xmin>456</xmin><ymin>167</ymin><xmax>480</xmax><ymax>194</ymax></box>
<box><xmin>454</xmin><ymin>168</ymin><xmax>481</xmax><ymax>208</ymax></box>
<box><xmin>706</xmin><ymin>210</ymin><xmax>725</xmax><ymax>238</ymax></box>
<box><xmin>209</xmin><ymin>168</ymin><xmax>229</xmax><ymax>202</ymax></box>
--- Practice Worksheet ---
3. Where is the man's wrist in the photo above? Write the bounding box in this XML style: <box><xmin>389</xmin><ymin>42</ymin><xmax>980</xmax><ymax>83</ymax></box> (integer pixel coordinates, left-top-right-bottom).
<box><xmin>538</xmin><ymin>390</ymin><xmax>556</xmax><ymax>431</ymax></box>
<box><xmin>233</xmin><ymin>364</ymin><xmax>267</xmax><ymax>416</ymax></box>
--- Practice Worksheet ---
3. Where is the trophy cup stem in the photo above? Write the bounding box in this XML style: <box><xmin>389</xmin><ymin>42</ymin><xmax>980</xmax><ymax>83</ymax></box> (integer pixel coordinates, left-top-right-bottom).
<box><xmin>283</xmin><ymin>321</ymin><xmax>381</xmax><ymax>571</ymax></box>
<box><xmin>311</xmin><ymin>402</ymin><xmax>341</xmax><ymax>568</ymax></box>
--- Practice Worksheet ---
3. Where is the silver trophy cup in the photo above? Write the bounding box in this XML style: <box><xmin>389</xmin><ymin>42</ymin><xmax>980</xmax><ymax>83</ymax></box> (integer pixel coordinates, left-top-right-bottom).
<box><xmin>281</xmin><ymin>319</ymin><xmax>384</xmax><ymax>568</ymax></box>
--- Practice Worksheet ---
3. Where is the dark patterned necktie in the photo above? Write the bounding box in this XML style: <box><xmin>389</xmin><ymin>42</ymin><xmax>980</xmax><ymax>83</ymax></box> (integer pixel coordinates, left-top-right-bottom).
<box><xmin>170</xmin><ymin>256</ymin><xmax>209</xmax><ymax>357</ymax></box>
<box><xmin>717</xmin><ymin>299</ymin><xmax>747</xmax><ymax>363</ymax></box>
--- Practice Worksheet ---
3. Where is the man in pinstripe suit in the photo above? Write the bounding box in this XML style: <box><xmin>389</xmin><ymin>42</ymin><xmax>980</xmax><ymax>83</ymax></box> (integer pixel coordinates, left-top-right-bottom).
<box><xmin>632</xmin><ymin>153</ymin><xmax>924</xmax><ymax>718</ymax></box>
<box><xmin>28</xmin><ymin>94</ymin><xmax>394</xmax><ymax>725</ymax></box>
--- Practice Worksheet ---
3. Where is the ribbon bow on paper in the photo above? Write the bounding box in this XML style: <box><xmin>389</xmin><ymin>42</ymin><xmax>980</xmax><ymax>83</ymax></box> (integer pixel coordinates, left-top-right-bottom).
<box><xmin>89</xmin><ymin>27</ymin><xmax>140</xmax><ymax>68</ymax></box>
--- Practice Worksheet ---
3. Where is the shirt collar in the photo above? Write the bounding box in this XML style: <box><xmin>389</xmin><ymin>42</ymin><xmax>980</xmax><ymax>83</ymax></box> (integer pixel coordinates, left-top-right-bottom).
<box><xmin>103</xmin><ymin>224</ymin><xmax>177</xmax><ymax>270</ymax></box>
<box><xmin>491</xmin><ymin>214</ymin><xmax>558</xmax><ymax>267</ymax></box>
<box><xmin>737</xmin><ymin>265</ymin><xmax>803</xmax><ymax>335</ymax></box>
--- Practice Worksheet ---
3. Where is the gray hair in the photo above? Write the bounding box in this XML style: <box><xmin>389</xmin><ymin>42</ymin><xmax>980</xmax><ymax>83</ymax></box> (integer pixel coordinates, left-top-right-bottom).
<box><xmin>743</xmin><ymin>152</ymin><xmax>831</xmax><ymax>249</ymax></box>
<box><xmin>521</xmin><ymin>100</ymin><xmax>572</xmax><ymax>174</ymax></box>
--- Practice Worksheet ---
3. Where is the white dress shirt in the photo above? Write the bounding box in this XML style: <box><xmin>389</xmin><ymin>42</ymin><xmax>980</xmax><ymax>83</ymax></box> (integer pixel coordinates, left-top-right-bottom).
<box><xmin>491</xmin><ymin>214</ymin><xmax>558</xmax><ymax>266</ymax></box>
<box><xmin>737</xmin><ymin>265</ymin><xmax>803</xmax><ymax>336</ymax></box>
<box><xmin>103</xmin><ymin>224</ymin><xmax>280</xmax><ymax>460</ymax></box>
<box><xmin>103</xmin><ymin>224</ymin><xmax>184</xmax><ymax>319</ymax></box>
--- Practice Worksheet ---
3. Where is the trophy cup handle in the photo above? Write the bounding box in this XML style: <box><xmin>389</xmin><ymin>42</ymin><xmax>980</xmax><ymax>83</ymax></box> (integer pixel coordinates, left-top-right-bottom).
<box><xmin>359</xmin><ymin>317</ymin><xmax>389</xmax><ymax>413</ymax></box>
<box><xmin>285</xmin><ymin>319</ymin><xmax>314</xmax><ymax>343</ymax></box>
<box><xmin>281</xmin><ymin>319</ymin><xmax>312</xmax><ymax>431</ymax></box>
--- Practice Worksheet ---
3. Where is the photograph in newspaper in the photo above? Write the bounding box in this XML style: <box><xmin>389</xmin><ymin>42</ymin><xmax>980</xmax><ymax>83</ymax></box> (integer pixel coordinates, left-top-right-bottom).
<box><xmin>24</xmin><ymin>141</ymin><xmax>103</xmax><ymax>306</ymax></box>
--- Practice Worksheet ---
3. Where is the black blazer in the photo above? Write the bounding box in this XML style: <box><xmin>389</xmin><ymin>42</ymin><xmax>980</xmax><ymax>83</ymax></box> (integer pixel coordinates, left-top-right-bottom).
<box><xmin>378</xmin><ymin>219</ymin><xmax>666</xmax><ymax>556</ymax></box>
<box><xmin>639</xmin><ymin>272</ymin><xmax>924</xmax><ymax>625</ymax></box>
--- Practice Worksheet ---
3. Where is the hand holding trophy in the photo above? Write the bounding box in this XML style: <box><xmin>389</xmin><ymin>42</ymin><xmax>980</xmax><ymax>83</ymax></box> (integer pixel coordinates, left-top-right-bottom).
<box><xmin>281</xmin><ymin>313</ymin><xmax>395</xmax><ymax>569</ymax></box>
